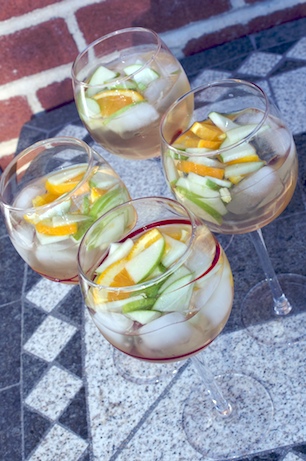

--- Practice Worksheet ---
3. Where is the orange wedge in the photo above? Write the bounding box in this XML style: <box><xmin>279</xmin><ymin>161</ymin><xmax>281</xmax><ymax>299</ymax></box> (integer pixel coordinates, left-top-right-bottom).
<box><xmin>190</xmin><ymin>121</ymin><xmax>226</xmax><ymax>141</ymax></box>
<box><xmin>225</xmin><ymin>153</ymin><xmax>261</xmax><ymax>165</ymax></box>
<box><xmin>93</xmin><ymin>89</ymin><xmax>144</xmax><ymax>117</ymax></box>
<box><xmin>36</xmin><ymin>220</ymin><xmax>78</xmax><ymax>236</ymax></box>
<box><xmin>45</xmin><ymin>171</ymin><xmax>87</xmax><ymax>196</ymax></box>
<box><xmin>32</xmin><ymin>192</ymin><xmax>58</xmax><ymax>207</ymax></box>
<box><xmin>173</xmin><ymin>129</ymin><xmax>201</xmax><ymax>148</ymax></box>
<box><xmin>198</xmin><ymin>139</ymin><xmax>223</xmax><ymax>149</ymax></box>
<box><xmin>177</xmin><ymin>160</ymin><xmax>224</xmax><ymax>179</ymax></box>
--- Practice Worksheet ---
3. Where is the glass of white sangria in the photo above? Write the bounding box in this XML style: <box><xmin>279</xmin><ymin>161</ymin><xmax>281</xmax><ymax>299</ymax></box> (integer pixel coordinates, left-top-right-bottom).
<box><xmin>78</xmin><ymin>196</ymin><xmax>273</xmax><ymax>458</ymax></box>
<box><xmin>72</xmin><ymin>27</ymin><xmax>190</xmax><ymax>160</ymax></box>
<box><xmin>161</xmin><ymin>78</ymin><xmax>306</xmax><ymax>346</ymax></box>
<box><xmin>0</xmin><ymin>137</ymin><xmax>130</xmax><ymax>284</ymax></box>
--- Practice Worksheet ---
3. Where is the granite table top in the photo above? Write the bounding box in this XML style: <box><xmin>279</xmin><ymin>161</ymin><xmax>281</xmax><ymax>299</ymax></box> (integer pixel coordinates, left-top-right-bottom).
<box><xmin>1</xmin><ymin>17</ymin><xmax>306</xmax><ymax>461</ymax></box>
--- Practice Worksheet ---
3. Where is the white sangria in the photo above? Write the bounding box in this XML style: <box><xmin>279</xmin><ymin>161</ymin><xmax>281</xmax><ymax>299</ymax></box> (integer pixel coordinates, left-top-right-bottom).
<box><xmin>0</xmin><ymin>137</ymin><xmax>130</xmax><ymax>283</ymax></box>
<box><xmin>161</xmin><ymin>84</ymin><xmax>298</xmax><ymax>234</ymax></box>
<box><xmin>78</xmin><ymin>197</ymin><xmax>233</xmax><ymax>362</ymax></box>
<box><xmin>72</xmin><ymin>27</ymin><xmax>190</xmax><ymax>160</ymax></box>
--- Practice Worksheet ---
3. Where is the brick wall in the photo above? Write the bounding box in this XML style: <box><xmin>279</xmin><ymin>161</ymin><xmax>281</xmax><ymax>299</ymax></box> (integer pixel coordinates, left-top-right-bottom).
<box><xmin>0</xmin><ymin>0</ymin><xmax>305</xmax><ymax>171</ymax></box>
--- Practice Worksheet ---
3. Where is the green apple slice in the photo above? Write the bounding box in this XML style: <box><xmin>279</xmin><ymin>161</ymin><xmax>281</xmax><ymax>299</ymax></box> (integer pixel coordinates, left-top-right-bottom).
<box><xmin>125</xmin><ymin>234</ymin><xmax>165</xmax><ymax>283</ymax></box>
<box><xmin>224</xmin><ymin>161</ymin><xmax>265</xmax><ymax>178</ymax></box>
<box><xmin>175</xmin><ymin>186</ymin><xmax>224</xmax><ymax>225</ymax></box>
<box><xmin>125</xmin><ymin>310</ymin><xmax>162</xmax><ymax>324</ymax></box>
<box><xmin>124</xmin><ymin>64</ymin><xmax>159</xmax><ymax>89</ymax></box>
<box><xmin>122</xmin><ymin>296</ymin><xmax>156</xmax><ymax>313</ymax></box>
<box><xmin>158</xmin><ymin>266</ymin><xmax>192</xmax><ymax>293</ymax></box>
<box><xmin>161</xmin><ymin>234</ymin><xmax>188</xmax><ymax>268</ymax></box>
<box><xmin>208</xmin><ymin>111</ymin><xmax>238</xmax><ymax>132</ymax></box>
<box><xmin>219</xmin><ymin>143</ymin><xmax>257</xmax><ymax>163</ymax></box>
<box><xmin>87</xmin><ymin>65</ymin><xmax>119</xmax><ymax>96</ymax></box>
<box><xmin>105</xmin><ymin>101</ymin><xmax>159</xmax><ymax>136</ymax></box>
<box><xmin>89</xmin><ymin>171</ymin><xmax>119</xmax><ymax>189</ymax></box>
<box><xmin>89</xmin><ymin>185</ymin><xmax>129</xmax><ymax>219</ymax></box>
<box><xmin>153</xmin><ymin>273</ymin><xmax>193</xmax><ymax>312</ymax></box>
<box><xmin>95</xmin><ymin>238</ymin><xmax>134</xmax><ymax>274</ymax></box>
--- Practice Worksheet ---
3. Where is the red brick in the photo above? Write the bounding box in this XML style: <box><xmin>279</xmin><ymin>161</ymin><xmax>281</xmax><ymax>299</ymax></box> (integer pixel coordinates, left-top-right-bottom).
<box><xmin>0</xmin><ymin>154</ymin><xmax>14</xmax><ymax>173</ymax></box>
<box><xmin>0</xmin><ymin>96</ymin><xmax>33</xmax><ymax>143</ymax></box>
<box><xmin>37</xmin><ymin>78</ymin><xmax>74</xmax><ymax>110</ymax></box>
<box><xmin>0</xmin><ymin>19</ymin><xmax>78</xmax><ymax>85</ymax></box>
<box><xmin>76</xmin><ymin>0</ymin><xmax>231</xmax><ymax>45</ymax></box>
<box><xmin>183</xmin><ymin>5</ymin><xmax>306</xmax><ymax>55</ymax></box>
<box><xmin>0</xmin><ymin>0</ymin><xmax>61</xmax><ymax>21</ymax></box>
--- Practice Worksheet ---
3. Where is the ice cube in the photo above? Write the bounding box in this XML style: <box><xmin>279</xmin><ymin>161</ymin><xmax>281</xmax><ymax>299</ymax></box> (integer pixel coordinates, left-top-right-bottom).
<box><xmin>255</xmin><ymin>127</ymin><xmax>291</xmax><ymax>161</ymax></box>
<box><xmin>139</xmin><ymin>311</ymin><xmax>193</xmax><ymax>351</ymax></box>
<box><xmin>107</xmin><ymin>102</ymin><xmax>159</xmax><ymax>137</ymax></box>
<box><xmin>201</xmin><ymin>263</ymin><xmax>233</xmax><ymax>326</ymax></box>
<box><xmin>35</xmin><ymin>242</ymin><xmax>78</xmax><ymax>279</ymax></box>
<box><xmin>144</xmin><ymin>77</ymin><xmax>171</xmax><ymax>106</ymax></box>
<box><xmin>226</xmin><ymin>166</ymin><xmax>283</xmax><ymax>214</ymax></box>
<box><xmin>92</xmin><ymin>311</ymin><xmax>133</xmax><ymax>351</ymax></box>
<box><xmin>14</xmin><ymin>185</ymin><xmax>42</xmax><ymax>209</ymax></box>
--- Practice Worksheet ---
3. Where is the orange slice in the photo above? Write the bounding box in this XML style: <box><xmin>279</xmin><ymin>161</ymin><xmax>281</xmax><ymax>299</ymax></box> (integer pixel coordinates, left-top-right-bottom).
<box><xmin>225</xmin><ymin>153</ymin><xmax>260</xmax><ymax>165</ymax></box>
<box><xmin>35</xmin><ymin>220</ymin><xmax>78</xmax><ymax>236</ymax></box>
<box><xmin>197</xmin><ymin>139</ymin><xmax>223</xmax><ymax>149</ymax></box>
<box><xmin>190</xmin><ymin>121</ymin><xmax>226</xmax><ymax>141</ymax></box>
<box><xmin>173</xmin><ymin>129</ymin><xmax>201</xmax><ymax>149</ymax></box>
<box><xmin>45</xmin><ymin>171</ymin><xmax>87</xmax><ymax>196</ymax></box>
<box><xmin>93</xmin><ymin>89</ymin><xmax>144</xmax><ymax>117</ymax></box>
<box><xmin>32</xmin><ymin>192</ymin><xmax>58</xmax><ymax>207</ymax></box>
<box><xmin>177</xmin><ymin>160</ymin><xmax>224</xmax><ymax>179</ymax></box>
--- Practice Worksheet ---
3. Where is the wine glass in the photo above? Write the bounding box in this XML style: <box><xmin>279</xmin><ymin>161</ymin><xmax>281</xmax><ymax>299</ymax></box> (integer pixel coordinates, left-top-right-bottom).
<box><xmin>77</xmin><ymin>196</ymin><xmax>274</xmax><ymax>458</ymax></box>
<box><xmin>71</xmin><ymin>27</ymin><xmax>190</xmax><ymax>160</ymax></box>
<box><xmin>0</xmin><ymin>137</ymin><xmax>130</xmax><ymax>284</ymax></box>
<box><xmin>160</xmin><ymin>78</ymin><xmax>306</xmax><ymax>346</ymax></box>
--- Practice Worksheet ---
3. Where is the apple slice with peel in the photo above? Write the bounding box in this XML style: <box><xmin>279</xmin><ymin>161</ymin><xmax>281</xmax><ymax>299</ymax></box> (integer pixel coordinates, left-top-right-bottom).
<box><xmin>175</xmin><ymin>186</ymin><xmax>224</xmax><ymax>225</ymax></box>
<box><xmin>153</xmin><ymin>272</ymin><xmax>194</xmax><ymax>312</ymax></box>
<box><xmin>125</xmin><ymin>310</ymin><xmax>162</xmax><ymax>324</ymax></box>
<box><xmin>122</xmin><ymin>296</ymin><xmax>156</xmax><ymax>313</ymax></box>
<box><xmin>125</xmin><ymin>233</ymin><xmax>165</xmax><ymax>283</ymax></box>
<box><xmin>95</xmin><ymin>238</ymin><xmax>134</xmax><ymax>274</ymax></box>
<box><xmin>224</xmin><ymin>161</ymin><xmax>264</xmax><ymax>178</ymax></box>
<box><xmin>105</xmin><ymin>101</ymin><xmax>159</xmax><ymax>136</ymax></box>
<box><xmin>124</xmin><ymin>64</ymin><xmax>159</xmax><ymax>89</ymax></box>
<box><xmin>161</xmin><ymin>234</ymin><xmax>188</xmax><ymax>267</ymax></box>
<box><xmin>208</xmin><ymin>112</ymin><xmax>238</xmax><ymax>132</ymax></box>
<box><xmin>87</xmin><ymin>65</ymin><xmax>119</xmax><ymax>96</ymax></box>
<box><xmin>158</xmin><ymin>266</ymin><xmax>192</xmax><ymax>293</ymax></box>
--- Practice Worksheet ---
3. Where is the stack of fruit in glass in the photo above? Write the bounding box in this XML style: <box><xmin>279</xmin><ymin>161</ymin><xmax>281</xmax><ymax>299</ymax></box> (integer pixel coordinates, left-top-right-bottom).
<box><xmin>72</xmin><ymin>27</ymin><xmax>190</xmax><ymax>160</ymax></box>
<box><xmin>78</xmin><ymin>196</ymin><xmax>274</xmax><ymax>458</ymax></box>
<box><xmin>161</xmin><ymin>79</ymin><xmax>304</xmax><ymax>346</ymax></box>
<box><xmin>78</xmin><ymin>196</ymin><xmax>233</xmax><ymax>361</ymax></box>
<box><xmin>0</xmin><ymin>137</ymin><xmax>130</xmax><ymax>284</ymax></box>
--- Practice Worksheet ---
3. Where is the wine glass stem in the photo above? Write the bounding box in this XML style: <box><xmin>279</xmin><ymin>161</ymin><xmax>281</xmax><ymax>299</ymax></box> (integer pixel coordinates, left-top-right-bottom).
<box><xmin>249</xmin><ymin>229</ymin><xmax>292</xmax><ymax>315</ymax></box>
<box><xmin>191</xmin><ymin>355</ymin><xmax>232</xmax><ymax>417</ymax></box>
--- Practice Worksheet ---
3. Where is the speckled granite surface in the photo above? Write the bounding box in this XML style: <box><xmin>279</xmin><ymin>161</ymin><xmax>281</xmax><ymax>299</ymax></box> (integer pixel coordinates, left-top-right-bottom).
<box><xmin>1</xmin><ymin>17</ymin><xmax>306</xmax><ymax>461</ymax></box>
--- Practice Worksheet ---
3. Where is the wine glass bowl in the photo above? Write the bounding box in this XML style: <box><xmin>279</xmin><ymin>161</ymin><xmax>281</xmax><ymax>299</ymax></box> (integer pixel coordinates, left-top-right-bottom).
<box><xmin>0</xmin><ymin>137</ymin><xmax>130</xmax><ymax>284</ymax></box>
<box><xmin>161</xmin><ymin>79</ymin><xmax>298</xmax><ymax>235</ymax></box>
<box><xmin>78</xmin><ymin>197</ymin><xmax>233</xmax><ymax>363</ymax></box>
<box><xmin>72</xmin><ymin>27</ymin><xmax>190</xmax><ymax>160</ymax></box>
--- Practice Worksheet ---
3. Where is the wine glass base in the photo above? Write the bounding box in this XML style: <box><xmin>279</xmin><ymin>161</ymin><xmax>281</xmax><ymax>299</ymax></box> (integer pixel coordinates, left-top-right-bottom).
<box><xmin>113</xmin><ymin>348</ymin><xmax>183</xmax><ymax>385</ymax></box>
<box><xmin>183</xmin><ymin>373</ymin><xmax>273</xmax><ymax>459</ymax></box>
<box><xmin>241</xmin><ymin>274</ymin><xmax>306</xmax><ymax>346</ymax></box>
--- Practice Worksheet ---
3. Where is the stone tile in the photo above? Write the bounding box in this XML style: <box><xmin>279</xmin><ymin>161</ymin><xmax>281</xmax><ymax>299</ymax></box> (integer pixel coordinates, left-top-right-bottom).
<box><xmin>283</xmin><ymin>452</ymin><xmax>304</xmax><ymax>461</ymax></box>
<box><xmin>287</xmin><ymin>37</ymin><xmax>306</xmax><ymax>60</ymax></box>
<box><xmin>22</xmin><ymin>352</ymin><xmax>49</xmax><ymax>397</ymax></box>
<box><xmin>59</xmin><ymin>387</ymin><xmax>88</xmax><ymax>440</ymax></box>
<box><xmin>27</xmin><ymin>424</ymin><xmax>88</xmax><ymax>461</ymax></box>
<box><xmin>56</xmin><ymin>285</ymin><xmax>84</xmax><ymax>326</ymax></box>
<box><xmin>190</xmin><ymin>69</ymin><xmax>231</xmax><ymax>88</ymax></box>
<box><xmin>56</xmin><ymin>330</ymin><xmax>83</xmax><ymax>378</ymax></box>
<box><xmin>0</xmin><ymin>386</ymin><xmax>21</xmax><ymax>461</ymax></box>
<box><xmin>24</xmin><ymin>315</ymin><xmax>77</xmax><ymax>362</ymax></box>
<box><xmin>0</xmin><ymin>300</ymin><xmax>21</xmax><ymax>388</ymax></box>
<box><xmin>23</xmin><ymin>407</ymin><xmax>51</xmax><ymax>459</ymax></box>
<box><xmin>270</xmin><ymin>67</ymin><xmax>306</xmax><ymax>134</ymax></box>
<box><xmin>0</xmin><ymin>236</ymin><xmax>25</xmax><ymax>304</ymax></box>
<box><xmin>237</xmin><ymin>51</ymin><xmax>282</xmax><ymax>77</ymax></box>
<box><xmin>25</xmin><ymin>365</ymin><xmax>83</xmax><ymax>420</ymax></box>
<box><xmin>26</xmin><ymin>278</ymin><xmax>73</xmax><ymax>313</ymax></box>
